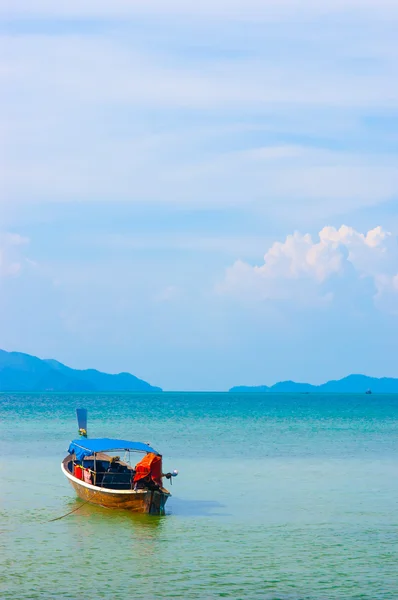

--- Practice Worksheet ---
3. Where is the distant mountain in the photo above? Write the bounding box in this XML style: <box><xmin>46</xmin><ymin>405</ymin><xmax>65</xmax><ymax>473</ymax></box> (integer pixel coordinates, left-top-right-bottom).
<box><xmin>0</xmin><ymin>350</ymin><xmax>162</xmax><ymax>392</ymax></box>
<box><xmin>230</xmin><ymin>374</ymin><xmax>398</xmax><ymax>394</ymax></box>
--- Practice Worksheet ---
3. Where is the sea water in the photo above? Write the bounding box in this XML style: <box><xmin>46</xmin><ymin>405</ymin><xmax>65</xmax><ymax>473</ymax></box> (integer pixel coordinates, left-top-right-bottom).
<box><xmin>0</xmin><ymin>392</ymin><xmax>397</xmax><ymax>599</ymax></box>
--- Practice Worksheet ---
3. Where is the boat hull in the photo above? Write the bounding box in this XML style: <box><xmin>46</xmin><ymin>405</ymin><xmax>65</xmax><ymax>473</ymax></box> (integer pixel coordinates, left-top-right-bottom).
<box><xmin>61</xmin><ymin>457</ymin><xmax>170</xmax><ymax>515</ymax></box>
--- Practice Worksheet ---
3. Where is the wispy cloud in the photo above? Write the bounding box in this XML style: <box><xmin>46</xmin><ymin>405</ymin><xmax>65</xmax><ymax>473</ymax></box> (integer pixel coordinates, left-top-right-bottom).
<box><xmin>1</xmin><ymin>1</ymin><xmax>397</xmax><ymax>217</ymax></box>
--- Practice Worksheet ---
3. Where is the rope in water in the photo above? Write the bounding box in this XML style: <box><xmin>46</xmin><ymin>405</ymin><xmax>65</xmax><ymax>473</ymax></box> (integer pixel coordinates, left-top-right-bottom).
<box><xmin>47</xmin><ymin>499</ymin><xmax>92</xmax><ymax>522</ymax></box>
<box><xmin>0</xmin><ymin>499</ymin><xmax>92</xmax><ymax>534</ymax></box>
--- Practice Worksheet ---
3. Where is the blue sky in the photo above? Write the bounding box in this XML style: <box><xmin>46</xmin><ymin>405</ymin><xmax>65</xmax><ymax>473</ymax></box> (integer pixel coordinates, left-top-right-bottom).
<box><xmin>1</xmin><ymin>1</ymin><xmax>398</xmax><ymax>390</ymax></box>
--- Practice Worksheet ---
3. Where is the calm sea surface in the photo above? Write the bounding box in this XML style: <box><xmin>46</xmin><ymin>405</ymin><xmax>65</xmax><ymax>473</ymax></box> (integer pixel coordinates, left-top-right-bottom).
<box><xmin>1</xmin><ymin>392</ymin><xmax>397</xmax><ymax>599</ymax></box>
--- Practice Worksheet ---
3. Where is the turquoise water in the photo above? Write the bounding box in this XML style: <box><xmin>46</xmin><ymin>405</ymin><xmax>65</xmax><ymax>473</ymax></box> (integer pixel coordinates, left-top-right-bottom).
<box><xmin>1</xmin><ymin>392</ymin><xmax>397</xmax><ymax>599</ymax></box>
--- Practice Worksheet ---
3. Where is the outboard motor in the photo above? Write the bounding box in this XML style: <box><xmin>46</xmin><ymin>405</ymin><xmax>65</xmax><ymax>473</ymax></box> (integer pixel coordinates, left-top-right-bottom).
<box><xmin>164</xmin><ymin>469</ymin><xmax>179</xmax><ymax>484</ymax></box>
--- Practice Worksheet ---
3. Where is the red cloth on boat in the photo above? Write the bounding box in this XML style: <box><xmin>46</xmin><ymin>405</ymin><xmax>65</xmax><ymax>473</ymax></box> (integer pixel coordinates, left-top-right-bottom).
<box><xmin>133</xmin><ymin>453</ymin><xmax>162</xmax><ymax>487</ymax></box>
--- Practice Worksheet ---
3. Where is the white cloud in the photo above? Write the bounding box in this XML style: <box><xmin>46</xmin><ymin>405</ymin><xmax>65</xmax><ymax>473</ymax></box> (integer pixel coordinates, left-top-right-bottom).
<box><xmin>0</xmin><ymin>232</ymin><xmax>29</xmax><ymax>277</ymax></box>
<box><xmin>220</xmin><ymin>225</ymin><xmax>398</xmax><ymax>310</ymax></box>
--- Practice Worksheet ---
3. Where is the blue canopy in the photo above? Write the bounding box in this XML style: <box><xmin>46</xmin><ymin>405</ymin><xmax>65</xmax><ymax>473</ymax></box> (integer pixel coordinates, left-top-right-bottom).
<box><xmin>68</xmin><ymin>438</ymin><xmax>160</xmax><ymax>461</ymax></box>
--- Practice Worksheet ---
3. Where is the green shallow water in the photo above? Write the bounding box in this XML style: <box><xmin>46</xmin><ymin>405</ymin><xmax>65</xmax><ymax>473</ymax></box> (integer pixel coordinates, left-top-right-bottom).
<box><xmin>1</xmin><ymin>392</ymin><xmax>398</xmax><ymax>599</ymax></box>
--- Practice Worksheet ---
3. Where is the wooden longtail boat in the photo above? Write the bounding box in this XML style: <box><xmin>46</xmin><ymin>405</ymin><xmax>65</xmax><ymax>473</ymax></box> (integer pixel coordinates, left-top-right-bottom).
<box><xmin>61</xmin><ymin>410</ymin><xmax>177</xmax><ymax>515</ymax></box>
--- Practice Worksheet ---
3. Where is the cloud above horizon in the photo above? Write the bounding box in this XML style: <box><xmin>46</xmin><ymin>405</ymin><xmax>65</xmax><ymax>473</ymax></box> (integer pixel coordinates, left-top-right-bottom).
<box><xmin>220</xmin><ymin>226</ymin><xmax>398</xmax><ymax>312</ymax></box>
